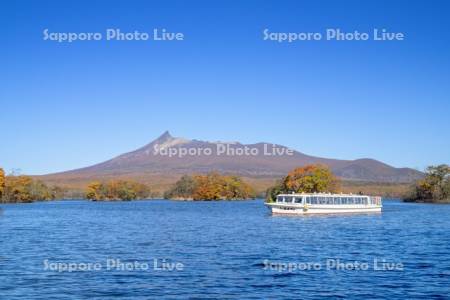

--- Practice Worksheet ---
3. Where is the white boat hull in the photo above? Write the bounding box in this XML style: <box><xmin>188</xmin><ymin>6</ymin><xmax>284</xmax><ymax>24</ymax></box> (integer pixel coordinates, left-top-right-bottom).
<box><xmin>266</xmin><ymin>203</ymin><xmax>382</xmax><ymax>215</ymax></box>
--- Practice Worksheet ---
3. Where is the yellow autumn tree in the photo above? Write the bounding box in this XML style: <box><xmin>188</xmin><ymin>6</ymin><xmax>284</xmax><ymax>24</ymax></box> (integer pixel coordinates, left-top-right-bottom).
<box><xmin>86</xmin><ymin>181</ymin><xmax>105</xmax><ymax>201</ymax></box>
<box><xmin>407</xmin><ymin>164</ymin><xmax>450</xmax><ymax>203</ymax></box>
<box><xmin>85</xmin><ymin>180</ymin><xmax>150</xmax><ymax>201</ymax></box>
<box><xmin>167</xmin><ymin>172</ymin><xmax>255</xmax><ymax>200</ymax></box>
<box><xmin>222</xmin><ymin>175</ymin><xmax>255</xmax><ymax>200</ymax></box>
<box><xmin>3</xmin><ymin>175</ymin><xmax>34</xmax><ymax>203</ymax></box>
<box><xmin>0</xmin><ymin>168</ymin><xmax>5</xmax><ymax>200</ymax></box>
<box><xmin>0</xmin><ymin>171</ymin><xmax>59</xmax><ymax>203</ymax></box>
<box><xmin>192</xmin><ymin>173</ymin><xmax>224</xmax><ymax>200</ymax></box>
<box><xmin>283</xmin><ymin>164</ymin><xmax>340</xmax><ymax>193</ymax></box>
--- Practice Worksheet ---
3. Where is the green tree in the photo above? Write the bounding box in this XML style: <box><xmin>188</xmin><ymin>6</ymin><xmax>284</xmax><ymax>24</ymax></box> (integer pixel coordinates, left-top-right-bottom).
<box><xmin>164</xmin><ymin>175</ymin><xmax>196</xmax><ymax>199</ymax></box>
<box><xmin>116</xmin><ymin>183</ymin><xmax>137</xmax><ymax>201</ymax></box>
<box><xmin>265</xmin><ymin>179</ymin><xmax>285</xmax><ymax>202</ymax></box>
<box><xmin>222</xmin><ymin>175</ymin><xmax>255</xmax><ymax>200</ymax></box>
<box><xmin>409</xmin><ymin>164</ymin><xmax>450</xmax><ymax>202</ymax></box>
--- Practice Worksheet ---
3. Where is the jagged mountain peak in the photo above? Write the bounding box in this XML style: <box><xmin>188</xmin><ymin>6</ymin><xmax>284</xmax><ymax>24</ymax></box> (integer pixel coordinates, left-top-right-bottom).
<box><xmin>154</xmin><ymin>130</ymin><xmax>173</xmax><ymax>143</ymax></box>
<box><xmin>45</xmin><ymin>132</ymin><xmax>424</xmax><ymax>183</ymax></box>
<box><xmin>134</xmin><ymin>131</ymin><xmax>191</xmax><ymax>153</ymax></box>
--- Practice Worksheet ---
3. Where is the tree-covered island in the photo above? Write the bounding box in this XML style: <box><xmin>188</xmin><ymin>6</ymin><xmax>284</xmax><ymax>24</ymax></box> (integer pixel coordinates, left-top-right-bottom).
<box><xmin>164</xmin><ymin>172</ymin><xmax>255</xmax><ymax>200</ymax></box>
<box><xmin>406</xmin><ymin>164</ymin><xmax>450</xmax><ymax>203</ymax></box>
<box><xmin>0</xmin><ymin>168</ymin><xmax>64</xmax><ymax>203</ymax></box>
<box><xmin>265</xmin><ymin>164</ymin><xmax>341</xmax><ymax>202</ymax></box>
<box><xmin>86</xmin><ymin>180</ymin><xmax>151</xmax><ymax>201</ymax></box>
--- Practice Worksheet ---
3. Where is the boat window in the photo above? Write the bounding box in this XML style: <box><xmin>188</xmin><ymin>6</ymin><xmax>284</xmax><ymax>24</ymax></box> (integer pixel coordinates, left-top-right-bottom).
<box><xmin>306</xmin><ymin>197</ymin><xmax>311</xmax><ymax>204</ymax></box>
<box><xmin>370</xmin><ymin>197</ymin><xmax>381</xmax><ymax>205</ymax></box>
<box><xmin>284</xmin><ymin>196</ymin><xmax>293</xmax><ymax>203</ymax></box>
<box><xmin>294</xmin><ymin>197</ymin><xmax>302</xmax><ymax>203</ymax></box>
<box><xmin>334</xmin><ymin>197</ymin><xmax>340</xmax><ymax>204</ymax></box>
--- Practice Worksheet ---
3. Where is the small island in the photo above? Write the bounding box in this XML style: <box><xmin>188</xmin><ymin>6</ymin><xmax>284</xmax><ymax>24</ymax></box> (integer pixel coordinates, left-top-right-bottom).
<box><xmin>265</xmin><ymin>164</ymin><xmax>340</xmax><ymax>202</ymax></box>
<box><xmin>85</xmin><ymin>173</ymin><xmax>257</xmax><ymax>201</ymax></box>
<box><xmin>86</xmin><ymin>180</ymin><xmax>151</xmax><ymax>201</ymax></box>
<box><xmin>0</xmin><ymin>168</ymin><xmax>63</xmax><ymax>203</ymax></box>
<box><xmin>405</xmin><ymin>164</ymin><xmax>450</xmax><ymax>203</ymax></box>
<box><xmin>164</xmin><ymin>172</ymin><xmax>255</xmax><ymax>200</ymax></box>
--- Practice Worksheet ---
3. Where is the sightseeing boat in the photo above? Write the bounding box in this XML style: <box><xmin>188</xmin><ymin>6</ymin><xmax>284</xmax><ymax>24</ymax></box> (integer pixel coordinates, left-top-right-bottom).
<box><xmin>266</xmin><ymin>193</ymin><xmax>382</xmax><ymax>215</ymax></box>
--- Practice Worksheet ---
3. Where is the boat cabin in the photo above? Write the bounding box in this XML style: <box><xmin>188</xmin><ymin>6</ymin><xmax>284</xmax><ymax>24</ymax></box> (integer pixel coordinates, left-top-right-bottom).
<box><xmin>276</xmin><ymin>194</ymin><xmax>381</xmax><ymax>206</ymax></box>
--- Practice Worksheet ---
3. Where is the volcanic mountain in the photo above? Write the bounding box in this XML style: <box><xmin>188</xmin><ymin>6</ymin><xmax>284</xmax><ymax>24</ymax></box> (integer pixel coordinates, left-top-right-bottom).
<box><xmin>40</xmin><ymin>131</ymin><xmax>423</xmax><ymax>190</ymax></box>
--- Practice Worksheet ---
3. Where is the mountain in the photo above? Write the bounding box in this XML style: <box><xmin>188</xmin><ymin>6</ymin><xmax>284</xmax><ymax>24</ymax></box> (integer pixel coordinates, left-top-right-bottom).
<box><xmin>40</xmin><ymin>131</ymin><xmax>423</xmax><ymax>188</ymax></box>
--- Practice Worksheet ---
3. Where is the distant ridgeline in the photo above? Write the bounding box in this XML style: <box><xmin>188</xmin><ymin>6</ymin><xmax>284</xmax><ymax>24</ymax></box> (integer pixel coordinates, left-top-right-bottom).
<box><xmin>406</xmin><ymin>165</ymin><xmax>450</xmax><ymax>203</ymax></box>
<box><xmin>164</xmin><ymin>172</ymin><xmax>255</xmax><ymax>200</ymax></box>
<box><xmin>0</xmin><ymin>168</ymin><xmax>65</xmax><ymax>203</ymax></box>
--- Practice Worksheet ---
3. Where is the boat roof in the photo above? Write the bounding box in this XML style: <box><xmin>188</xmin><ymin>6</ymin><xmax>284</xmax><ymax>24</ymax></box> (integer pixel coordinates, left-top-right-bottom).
<box><xmin>277</xmin><ymin>193</ymin><xmax>373</xmax><ymax>198</ymax></box>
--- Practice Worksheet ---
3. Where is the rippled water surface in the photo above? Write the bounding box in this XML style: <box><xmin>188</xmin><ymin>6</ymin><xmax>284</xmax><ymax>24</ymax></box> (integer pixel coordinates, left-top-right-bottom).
<box><xmin>1</xmin><ymin>200</ymin><xmax>449</xmax><ymax>299</ymax></box>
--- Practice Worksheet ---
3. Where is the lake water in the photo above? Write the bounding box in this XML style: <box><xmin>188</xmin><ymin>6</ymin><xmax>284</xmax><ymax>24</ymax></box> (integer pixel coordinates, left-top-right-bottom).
<box><xmin>0</xmin><ymin>199</ymin><xmax>449</xmax><ymax>299</ymax></box>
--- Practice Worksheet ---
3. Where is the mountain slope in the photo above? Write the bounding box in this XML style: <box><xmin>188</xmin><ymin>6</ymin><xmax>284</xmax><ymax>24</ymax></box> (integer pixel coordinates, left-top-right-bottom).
<box><xmin>41</xmin><ymin>131</ymin><xmax>423</xmax><ymax>185</ymax></box>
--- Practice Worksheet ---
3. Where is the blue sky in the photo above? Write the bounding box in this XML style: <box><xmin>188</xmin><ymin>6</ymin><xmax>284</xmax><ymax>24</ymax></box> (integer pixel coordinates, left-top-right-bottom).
<box><xmin>1</xmin><ymin>0</ymin><xmax>449</xmax><ymax>175</ymax></box>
